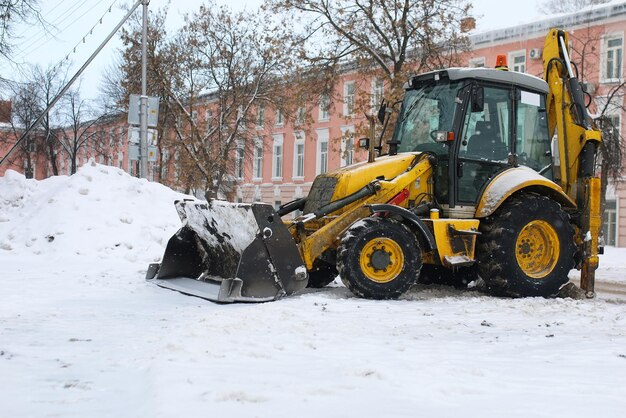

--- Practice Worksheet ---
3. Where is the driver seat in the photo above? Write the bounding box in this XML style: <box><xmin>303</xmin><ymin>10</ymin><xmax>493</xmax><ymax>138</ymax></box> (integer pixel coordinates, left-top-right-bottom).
<box><xmin>467</xmin><ymin>120</ymin><xmax>497</xmax><ymax>158</ymax></box>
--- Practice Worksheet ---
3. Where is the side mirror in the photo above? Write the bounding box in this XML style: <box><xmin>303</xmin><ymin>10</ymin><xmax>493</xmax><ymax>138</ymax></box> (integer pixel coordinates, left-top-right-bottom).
<box><xmin>358</xmin><ymin>137</ymin><xmax>370</xmax><ymax>149</ymax></box>
<box><xmin>471</xmin><ymin>86</ymin><xmax>484</xmax><ymax>112</ymax></box>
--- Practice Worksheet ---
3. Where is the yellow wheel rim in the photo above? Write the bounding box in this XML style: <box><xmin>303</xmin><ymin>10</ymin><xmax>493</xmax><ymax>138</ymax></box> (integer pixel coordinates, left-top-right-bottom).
<box><xmin>515</xmin><ymin>220</ymin><xmax>560</xmax><ymax>279</ymax></box>
<box><xmin>359</xmin><ymin>237</ymin><xmax>404</xmax><ymax>283</ymax></box>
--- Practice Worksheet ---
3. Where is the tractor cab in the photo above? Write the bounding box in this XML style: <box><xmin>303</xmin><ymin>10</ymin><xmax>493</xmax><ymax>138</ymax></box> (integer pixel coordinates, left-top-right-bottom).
<box><xmin>393</xmin><ymin>67</ymin><xmax>553</xmax><ymax>216</ymax></box>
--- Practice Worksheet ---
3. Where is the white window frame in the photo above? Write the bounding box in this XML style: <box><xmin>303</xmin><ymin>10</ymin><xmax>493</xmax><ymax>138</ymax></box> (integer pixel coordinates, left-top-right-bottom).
<box><xmin>252</xmin><ymin>139</ymin><xmax>263</xmax><ymax>181</ymax></box>
<box><xmin>343</xmin><ymin>81</ymin><xmax>355</xmax><ymax>117</ymax></box>
<box><xmin>316</xmin><ymin>128</ymin><xmax>329</xmax><ymax>175</ymax></box>
<box><xmin>235</xmin><ymin>140</ymin><xmax>244</xmax><ymax>180</ymax></box>
<box><xmin>256</xmin><ymin>102</ymin><xmax>265</xmax><ymax>129</ymax></box>
<box><xmin>109</xmin><ymin>127</ymin><xmax>115</xmax><ymax>148</ymax></box>
<box><xmin>340</xmin><ymin>125</ymin><xmax>355</xmax><ymax>167</ymax></box>
<box><xmin>595</xmin><ymin>95</ymin><xmax>624</xmax><ymax>120</ymax></box>
<box><xmin>601</xmin><ymin>33</ymin><xmax>623</xmax><ymax>83</ymax></box>
<box><xmin>370</xmin><ymin>78</ymin><xmax>384</xmax><ymax>114</ymax></box>
<box><xmin>275</xmin><ymin>108</ymin><xmax>284</xmax><ymax>126</ymax></box>
<box><xmin>508</xmin><ymin>50</ymin><xmax>526</xmax><ymax>73</ymax></box>
<box><xmin>205</xmin><ymin>109</ymin><xmax>213</xmax><ymax>133</ymax></box>
<box><xmin>293</xmin><ymin>131</ymin><xmax>305</xmax><ymax>180</ymax></box>
<box><xmin>295</xmin><ymin>106</ymin><xmax>305</xmax><ymax>125</ymax></box>
<box><xmin>469</xmin><ymin>57</ymin><xmax>485</xmax><ymax>68</ymax></box>
<box><xmin>118</xmin><ymin>127</ymin><xmax>125</xmax><ymax>147</ymax></box>
<box><xmin>319</xmin><ymin>94</ymin><xmax>330</xmax><ymax>121</ymax></box>
<box><xmin>272</xmin><ymin>134</ymin><xmax>283</xmax><ymax>181</ymax></box>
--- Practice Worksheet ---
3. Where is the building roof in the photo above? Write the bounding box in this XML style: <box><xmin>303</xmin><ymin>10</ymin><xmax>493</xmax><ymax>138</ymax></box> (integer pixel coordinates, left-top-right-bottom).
<box><xmin>470</xmin><ymin>0</ymin><xmax>626</xmax><ymax>48</ymax></box>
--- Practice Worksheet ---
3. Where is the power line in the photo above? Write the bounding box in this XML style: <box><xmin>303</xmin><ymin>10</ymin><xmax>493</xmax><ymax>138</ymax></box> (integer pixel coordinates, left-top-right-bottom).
<box><xmin>2</xmin><ymin>0</ymin><xmax>123</xmax><ymax>98</ymax></box>
<box><xmin>15</xmin><ymin>0</ymin><xmax>99</xmax><ymax>58</ymax></box>
<box><xmin>62</xmin><ymin>0</ymin><xmax>119</xmax><ymax>62</ymax></box>
<box><xmin>14</xmin><ymin>0</ymin><xmax>93</xmax><ymax>56</ymax></box>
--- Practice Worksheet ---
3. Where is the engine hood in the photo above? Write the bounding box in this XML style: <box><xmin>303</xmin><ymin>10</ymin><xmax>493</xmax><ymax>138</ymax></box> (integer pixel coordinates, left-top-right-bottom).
<box><xmin>303</xmin><ymin>153</ymin><xmax>420</xmax><ymax>215</ymax></box>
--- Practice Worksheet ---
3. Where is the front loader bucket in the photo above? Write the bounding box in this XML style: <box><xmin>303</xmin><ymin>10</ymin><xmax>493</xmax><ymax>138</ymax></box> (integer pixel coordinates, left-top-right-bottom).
<box><xmin>147</xmin><ymin>199</ymin><xmax>308</xmax><ymax>303</ymax></box>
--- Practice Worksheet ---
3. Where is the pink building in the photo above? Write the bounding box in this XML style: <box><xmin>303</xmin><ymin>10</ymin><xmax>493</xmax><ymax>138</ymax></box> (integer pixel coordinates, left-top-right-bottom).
<box><xmin>1</xmin><ymin>2</ymin><xmax>624</xmax><ymax>245</ymax></box>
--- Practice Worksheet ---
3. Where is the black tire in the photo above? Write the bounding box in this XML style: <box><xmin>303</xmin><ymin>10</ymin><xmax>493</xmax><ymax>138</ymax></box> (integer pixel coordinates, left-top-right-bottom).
<box><xmin>476</xmin><ymin>193</ymin><xmax>575</xmax><ymax>297</ymax></box>
<box><xmin>418</xmin><ymin>265</ymin><xmax>476</xmax><ymax>289</ymax></box>
<box><xmin>337</xmin><ymin>217</ymin><xmax>422</xmax><ymax>299</ymax></box>
<box><xmin>306</xmin><ymin>260</ymin><xmax>338</xmax><ymax>288</ymax></box>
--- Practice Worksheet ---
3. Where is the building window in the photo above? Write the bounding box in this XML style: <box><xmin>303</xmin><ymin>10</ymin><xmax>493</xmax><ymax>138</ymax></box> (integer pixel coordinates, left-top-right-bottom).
<box><xmin>118</xmin><ymin>127</ymin><xmax>125</xmax><ymax>146</ymax></box>
<box><xmin>161</xmin><ymin>149</ymin><xmax>169</xmax><ymax>180</ymax></box>
<box><xmin>316</xmin><ymin>128</ymin><xmax>329</xmax><ymax>174</ymax></box>
<box><xmin>469</xmin><ymin>57</ymin><xmax>485</xmax><ymax>68</ymax></box>
<box><xmin>235</xmin><ymin>141</ymin><xmax>244</xmax><ymax>179</ymax></box>
<box><xmin>603</xmin><ymin>200</ymin><xmax>617</xmax><ymax>246</ymax></box>
<box><xmin>343</xmin><ymin>81</ymin><xmax>355</xmax><ymax>117</ymax></box>
<box><xmin>341</xmin><ymin>127</ymin><xmax>354</xmax><ymax>167</ymax></box>
<box><xmin>109</xmin><ymin>128</ymin><xmax>115</xmax><ymax>148</ymax></box>
<box><xmin>257</xmin><ymin>102</ymin><xmax>265</xmax><ymax>128</ymax></box>
<box><xmin>272</xmin><ymin>134</ymin><xmax>283</xmax><ymax>180</ymax></box>
<box><xmin>603</xmin><ymin>35</ymin><xmax>623</xmax><ymax>82</ymax></box>
<box><xmin>274</xmin><ymin>200</ymin><xmax>282</xmax><ymax>211</ymax></box>
<box><xmin>253</xmin><ymin>141</ymin><xmax>263</xmax><ymax>180</ymax></box>
<box><xmin>191</xmin><ymin>110</ymin><xmax>198</xmax><ymax>125</ymax></box>
<box><xmin>319</xmin><ymin>94</ymin><xmax>330</xmax><ymax>121</ymax></box>
<box><xmin>275</xmin><ymin>109</ymin><xmax>284</xmax><ymax>126</ymax></box>
<box><xmin>296</xmin><ymin>107</ymin><xmax>306</xmax><ymax>125</ymax></box>
<box><xmin>509</xmin><ymin>50</ymin><xmax>526</xmax><ymax>73</ymax></box>
<box><xmin>608</xmin><ymin>114</ymin><xmax>621</xmax><ymax>137</ymax></box>
<box><xmin>371</xmin><ymin>78</ymin><xmax>384</xmax><ymax>113</ymax></box>
<box><xmin>595</xmin><ymin>96</ymin><xmax>623</xmax><ymax>129</ymax></box>
<box><xmin>294</xmin><ymin>132</ymin><xmax>305</xmax><ymax>179</ymax></box>
<box><xmin>205</xmin><ymin>109</ymin><xmax>213</xmax><ymax>133</ymax></box>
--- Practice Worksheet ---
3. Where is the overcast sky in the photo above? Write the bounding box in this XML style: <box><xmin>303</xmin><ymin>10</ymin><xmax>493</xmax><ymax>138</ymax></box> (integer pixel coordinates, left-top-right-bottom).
<box><xmin>1</xmin><ymin>0</ymin><xmax>548</xmax><ymax>102</ymax></box>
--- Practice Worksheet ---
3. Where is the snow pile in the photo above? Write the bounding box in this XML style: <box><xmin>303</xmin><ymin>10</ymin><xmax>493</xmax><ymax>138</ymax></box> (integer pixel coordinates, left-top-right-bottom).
<box><xmin>0</xmin><ymin>161</ymin><xmax>190</xmax><ymax>263</ymax></box>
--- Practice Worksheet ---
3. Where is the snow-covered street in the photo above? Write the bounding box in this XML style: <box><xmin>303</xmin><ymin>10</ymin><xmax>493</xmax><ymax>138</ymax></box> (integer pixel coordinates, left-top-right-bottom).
<box><xmin>1</xmin><ymin>164</ymin><xmax>625</xmax><ymax>417</ymax></box>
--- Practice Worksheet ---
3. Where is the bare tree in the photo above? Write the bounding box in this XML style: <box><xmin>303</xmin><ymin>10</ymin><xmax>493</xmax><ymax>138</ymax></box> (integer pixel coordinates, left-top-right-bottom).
<box><xmin>564</xmin><ymin>25</ymin><xmax>625</xmax><ymax>243</ymax></box>
<box><xmin>163</xmin><ymin>3</ymin><xmax>311</xmax><ymax>197</ymax></box>
<box><xmin>538</xmin><ymin>0</ymin><xmax>610</xmax><ymax>14</ymax></box>
<box><xmin>266</xmin><ymin>0</ymin><xmax>473</xmax><ymax>99</ymax></box>
<box><xmin>594</xmin><ymin>81</ymin><xmax>626</xmax><ymax>242</ymax></box>
<box><xmin>29</xmin><ymin>63</ymin><xmax>68</xmax><ymax>175</ymax></box>
<box><xmin>57</xmin><ymin>89</ymin><xmax>108</xmax><ymax>174</ymax></box>
<box><xmin>266</xmin><ymin>0</ymin><xmax>473</xmax><ymax>150</ymax></box>
<box><xmin>6</xmin><ymin>79</ymin><xmax>42</xmax><ymax>177</ymax></box>
<box><xmin>0</xmin><ymin>0</ymin><xmax>43</xmax><ymax>63</ymax></box>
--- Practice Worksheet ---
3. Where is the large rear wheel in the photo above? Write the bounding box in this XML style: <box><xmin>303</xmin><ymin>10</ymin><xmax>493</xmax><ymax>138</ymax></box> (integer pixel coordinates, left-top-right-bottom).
<box><xmin>337</xmin><ymin>218</ymin><xmax>422</xmax><ymax>299</ymax></box>
<box><xmin>476</xmin><ymin>193</ymin><xmax>575</xmax><ymax>297</ymax></box>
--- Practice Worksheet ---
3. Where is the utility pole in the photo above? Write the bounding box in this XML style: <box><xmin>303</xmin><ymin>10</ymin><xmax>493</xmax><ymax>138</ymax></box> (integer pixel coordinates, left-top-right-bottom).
<box><xmin>139</xmin><ymin>0</ymin><xmax>150</xmax><ymax>179</ymax></box>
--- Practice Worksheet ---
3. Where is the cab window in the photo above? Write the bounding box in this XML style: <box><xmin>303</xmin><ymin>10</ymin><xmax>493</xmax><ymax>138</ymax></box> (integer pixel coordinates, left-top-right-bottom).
<box><xmin>516</xmin><ymin>90</ymin><xmax>552</xmax><ymax>178</ymax></box>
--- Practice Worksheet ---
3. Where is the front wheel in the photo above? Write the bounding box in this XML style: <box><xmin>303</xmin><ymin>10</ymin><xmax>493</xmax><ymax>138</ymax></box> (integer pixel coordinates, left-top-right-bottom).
<box><xmin>476</xmin><ymin>193</ymin><xmax>575</xmax><ymax>297</ymax></box>
<box><xmin>337</xmin><ymin>218</ymin><xmax>422</xmax><ymax>299</ymax></box>
<box><xmin>306</xmin><ymin>260</ymin><xmax>338</xmax><ymax>288</ymax></box>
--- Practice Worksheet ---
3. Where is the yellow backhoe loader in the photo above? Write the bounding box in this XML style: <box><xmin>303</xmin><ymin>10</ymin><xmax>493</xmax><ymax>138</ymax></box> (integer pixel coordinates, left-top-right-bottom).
<box><xmin>146</xmin><ymin>28</ymin><xmax>602</xmax><ymax>303</ymax></box>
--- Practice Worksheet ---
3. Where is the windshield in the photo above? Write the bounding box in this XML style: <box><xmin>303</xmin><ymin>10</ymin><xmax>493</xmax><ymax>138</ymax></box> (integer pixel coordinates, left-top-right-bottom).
<box><xmin>395</xmin><ymin>80</ymin><xmax>463</xmax><ymax>155</ymax></box>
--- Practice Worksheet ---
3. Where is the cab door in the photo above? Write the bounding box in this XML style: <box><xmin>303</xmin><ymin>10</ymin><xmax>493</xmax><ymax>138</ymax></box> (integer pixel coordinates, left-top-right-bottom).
<box><xmin>455</xmin><ymin>84</ymin><xmax>513</xmax><ymax>204</ymax></box>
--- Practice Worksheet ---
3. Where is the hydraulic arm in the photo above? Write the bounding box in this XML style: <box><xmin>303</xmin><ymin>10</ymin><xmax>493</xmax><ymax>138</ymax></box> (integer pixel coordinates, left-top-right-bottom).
<box><xmin>543</xmin><ymin>29</ymin><xmax>602</xmax><ymax>296</ymax></box>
